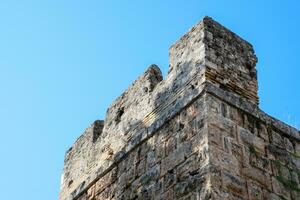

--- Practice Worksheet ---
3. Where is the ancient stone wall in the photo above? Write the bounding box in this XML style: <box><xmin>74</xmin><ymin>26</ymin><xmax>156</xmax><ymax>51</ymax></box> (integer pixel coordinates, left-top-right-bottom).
<box><xmin>205</xmin><ymin>84</ymin><xmax>300</xmax><ymax>200</ymax></box>
<box><xmin>60</xmin><ymin>17</ymin><xmax>300</xmax><ymax>200</ymax></box>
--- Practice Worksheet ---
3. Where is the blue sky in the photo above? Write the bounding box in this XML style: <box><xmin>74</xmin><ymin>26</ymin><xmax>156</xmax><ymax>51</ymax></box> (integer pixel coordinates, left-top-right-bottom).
<box><xmin>0</xmin><ymin>1</ymin><xmax>299</xmax><ymax>199</ymax></box>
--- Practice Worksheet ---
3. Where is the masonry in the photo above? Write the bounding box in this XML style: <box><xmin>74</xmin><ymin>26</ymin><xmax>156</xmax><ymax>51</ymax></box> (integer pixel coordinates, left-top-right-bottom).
<box><xmin>59</xmin><ymin>17</ymin><xmax>300</xmax><ymax>200</ymax></box>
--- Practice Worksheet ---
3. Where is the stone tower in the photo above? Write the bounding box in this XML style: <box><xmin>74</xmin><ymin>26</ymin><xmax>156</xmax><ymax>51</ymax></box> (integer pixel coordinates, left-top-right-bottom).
<box><xmin>59</xmin><ymin>17</ymin><xmax>300</xmax><ymax>200</ymax></box>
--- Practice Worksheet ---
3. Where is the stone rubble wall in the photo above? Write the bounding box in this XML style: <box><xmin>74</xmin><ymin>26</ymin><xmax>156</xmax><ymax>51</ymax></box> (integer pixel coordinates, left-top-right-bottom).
<box><xmin>60</xmin><ymin>16</ymin><xmax>300</xmax><ymax>200</ymax></box>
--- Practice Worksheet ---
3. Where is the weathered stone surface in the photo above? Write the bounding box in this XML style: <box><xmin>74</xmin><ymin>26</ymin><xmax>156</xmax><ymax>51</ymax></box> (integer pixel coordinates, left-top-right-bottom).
<box><xmin>60</xmin><ymin>16</ymin><xmax>299</xmax><ymax>200</ymax></box>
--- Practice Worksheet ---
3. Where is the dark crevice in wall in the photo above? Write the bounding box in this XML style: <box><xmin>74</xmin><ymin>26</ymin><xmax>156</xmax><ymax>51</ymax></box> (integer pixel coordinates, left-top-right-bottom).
<box><xmin>115</xmin><ymin>107</ymin><xmax>125</xmax><ymax>125</ymax></box>
<box><xmin>92</xmin><ymin>120</ymin><xmax>104</xmax><ymax>143</ymax></box>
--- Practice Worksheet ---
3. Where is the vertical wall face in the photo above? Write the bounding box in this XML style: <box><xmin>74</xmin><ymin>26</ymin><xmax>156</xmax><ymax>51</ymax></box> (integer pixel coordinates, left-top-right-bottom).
<box><xmin>205</xmin><ymin>90</ymin><xmax>300</xmax><ymax>200</ymax></box>
<box><xmin>80</xmin><ymin>96</ymin><xmax>211</xmax><ymax>200</ymax></box>
<box><xmin>60</xmin><ymin>17</ymin><xmax>300</xmax><ymax>200</ymax></box>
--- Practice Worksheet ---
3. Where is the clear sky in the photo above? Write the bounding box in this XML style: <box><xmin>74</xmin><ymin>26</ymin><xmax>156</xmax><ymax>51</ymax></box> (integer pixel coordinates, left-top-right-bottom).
<box><xmin>0</xmin><ymin>1</ymin><xmax>299</xmax><ymax>199</ymax></box>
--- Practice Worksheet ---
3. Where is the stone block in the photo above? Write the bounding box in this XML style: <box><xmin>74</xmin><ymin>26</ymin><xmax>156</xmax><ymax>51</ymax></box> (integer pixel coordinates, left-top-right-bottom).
<box><xmin>242</xmin><ymin>166</ymin><xmax>271</xmax><ymax>189</ymax></box>
<box><xmin>210</xmin><ymin>146</ymin><xmax>240</xmax><ymax>174</ymax></box>
<box><xmin>257</xmin><ymin>122</ymin><xmax>269</xmax><ymax>142</ymax></box>
<box><xmin>208</xmin><ymin>115</ymin><xmax>237</xmax><ymax>140</ymax></box>
<box><xmin>290</xmin><ymin>155</ymin><xmax>300</xmax><ymax>171</ymax></box>
<box><xmin>146</xmin><ymin>150</ymin><xmax>156</xmax><ymax>170</ymax></box>
<box><xmin>231</xmin><ymin>141</ymin><xmax>243</xmax><ymax>163</ymax></box>
<box><xmin>136</xmin><ymin>158</ymin><xmax>146</xmax><ymax>178</ymax></box>
<box><xmin>139</xmin><ymin>165</ymin><xmax>160</xmax><ymax>186</ymax></box>
<box><xmin>161</xmin><ymin>145</ymin><xmax>185</xmax><ymax>176</ymax></box>
<box><xmin>163</xmin><ymin>170</ymin><xmax>176</xmax><ymax>191</ymax></box>
<box><xmin>269</xmin><ymin>130</ymin><xmax>284</xmax><ymax>148</ymax></box>
<box><xmin>267</xmin><ymin>144</ymin><xmax>292</xmax><ymax>167</ymax></box>
<box><xmin>86</xmin><ymin>184</ymin><xmax>95</xmax><ymax>199</ymax></box>
<box><xmin>221</xmin><ymin>172</ymin><xmax>247</xmax><ymax>197</ymax></box>
<box><xmin>95</xmin><ymin>167</ymin><xmax>117</xmax><ymax>195</ymax></box>
<box><xmin>174</xmin><ymin>173</ymin><xmax>205</xmax><ymax>198</ymax></box>
<box><xmin>295</xmin><ymin>143</ymin><xmax>300</xmax><ymax>155</ymax></box>
<box><xmin>228</xmin><ymin>106</ymin><xmax>243</xmax><ymax>126</ymax></box>
<box><xmin>291</xmin><ymin>190</ymin><xmax>300</xmax><ymax>200</ymax></box>
<box><xmin>154</xmin><ymin>137</ymin><xmax>165</xmax><ymax>163</ymax></box>
<box><xmin>271</xmin><ymin>160</ymin><xmax>291</xmax><ymax>179</ymax></box>
<box><xmin>262</xmin><ymin>190</ymin><xmax>282</xmax><ymax>200</ymax></box>
<box><xmin>208</xmin><ymin>124</ymin><xmax>223</xmax><ymax>148</ymax></box>
<box><xmin>238</xmin><ymin>126</ymin><xmax>265</xmax><ymax>153</ymax></box>
<box><xmin>162</xmin><ymin>188</ymin><xmax>174</xmax><ymax>200</ymax></box>
<box><xmin>284</xmin><ymin>137</ymin><xmax>294</xmax><ymax>153</ymax></box>
<box><xmin>271</xmin><ymin>176</ymin><xmax>291</xmax><ymax>200</ymax></box>
<box><xmin>165</xmin><ymin>136</ymin><xmax>176</xmax><ymax>156</ymax></box>
<box><xmin>247</xmin><ymin>181</ymin><xmax>263</xmax><ymax>200</ymax></box>
<box><xmin>249</xmin><ymin>151</ymin><xmax>271</xmax><ymax>172</ymax></box>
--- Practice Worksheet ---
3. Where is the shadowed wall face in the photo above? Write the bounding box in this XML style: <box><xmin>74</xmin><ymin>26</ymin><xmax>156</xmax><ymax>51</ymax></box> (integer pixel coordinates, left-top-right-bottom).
<box><xmin>60</xmin><ymin>17</ymin><xmax>300</xmax><ymax>200</ymax></box>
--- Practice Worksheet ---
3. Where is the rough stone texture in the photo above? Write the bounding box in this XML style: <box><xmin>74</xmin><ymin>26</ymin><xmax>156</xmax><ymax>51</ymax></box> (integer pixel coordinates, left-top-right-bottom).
<box><xmin>59</xmin><ymin>17</ymin><xmax>300</xmax><ymax>200</ymax></box>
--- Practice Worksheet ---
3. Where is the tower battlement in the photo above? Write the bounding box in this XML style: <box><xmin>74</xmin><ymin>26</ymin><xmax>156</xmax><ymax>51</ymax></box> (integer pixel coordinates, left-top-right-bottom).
<box><xmin>60</xmin><ymin>17</ymin><xmax>300</xmax><ymax>200</ymax></box>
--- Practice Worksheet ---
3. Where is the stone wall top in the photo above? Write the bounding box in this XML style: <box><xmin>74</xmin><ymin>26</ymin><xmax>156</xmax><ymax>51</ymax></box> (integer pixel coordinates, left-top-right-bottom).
<box><xmin>169</xmin><ymin>16</ymin><xmax>259</xmax><ymax>104</ymax></box>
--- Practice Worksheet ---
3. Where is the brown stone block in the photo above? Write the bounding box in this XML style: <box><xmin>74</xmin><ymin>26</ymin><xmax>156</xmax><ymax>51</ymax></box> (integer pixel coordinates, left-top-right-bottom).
<box><xmin>221</xmin><ymin>171</ymin><xmax>247</xmax><ymax>197</ymax></box>
<box><xmin>186</xmin><ymin>103</ymin><xmax>197</xmax><ymax>122</ymax></box>
<box><xmin>257</xmin><ymin>122</ymin><xmax>269</xmax><ymax>143</ymax></box>
<box><xmin>291</xmin><ymin>190</ymin><xmax>300</xmax><ymax>200</ymax></box>
<box><xmin>163</xmin><ymin>188</ymin><xmax>174</xmax><ymax>200</ymax></box>
<box><xmin>161</xmin><ymin>146</ymin><xmax>185</xmax><ymax>176</ymax></box>
<box><xmin>154</xmin><ymin>136</ymin><xmax>165</xmax><ymax>163</ymax></box>
<box><xmin>174</xmin><ymin>173</ymin><xmax>206</xmax><ymax>199</ymax></box>
<box><xmin>188</xmin><ymin>132</ymin><xmax>208</xmax><ymax>159</ymax></box>
<box><xmin>146</xmin><ymin>150</ymin><xmax>156</xmax><ymax>170</ymax></box>
<box><xmin>262</xmin><ymin>190</ymin><xmax>282</xmax><ymax>200</ymax></box>
<box><xmin>209</xmin><ymin>165</ymin><xmax>222</xmax><ymax>190</ymax></box>
<box><xmin>163</xmin><ymin>170</ymin><xmax>176</xmax><ymax>191</ymax></box>
<box><xmin>267</xmin><ymin>145</ymin><xmax>292</xmax><ymax>168</ymax></box>
<box><xmin>284</xmin><ymin>137</ymin><xmax>295</xmax><ymax>153</ymax></box>
<box><xmin>295</xmin><ymin>143</ymin><xmax>300</xmax><ymax>155</ymax></box>
<box><xmin>291</xmin><ymin>155</ymin><xmax>300</xmax><ymax>171</ymax></box>
<box><xmin>210</xmin><ymin>146</ymin><xmax>240</xmax><ymax>174</ymax></box>
<box><xmin>247</xmin><ymin>181</ymin><xmax>263</xmax><ymax>200</ymax></box>
<box><xmin>208</xmin><ymin>124</ymin><xmax>223</xmax><ymax>148</ymax></box>
<box><xmin>165</xmin><ymin>136</ymin><xmax>176</xmax><ymax>156</ymax></box>
<box><xmin>206</xmin><ymin>96</ymin><xmax>221</xmax><ymax>115</ymax></box>
<box><xmin>271</xmin><ymin>176</ymin><xmax>291</xmax><ymax>200</ymax></box>
<box><xmin>269</xmin><ymin>130</ymin><xmax>284</xmax><ymax>149</ymax></box>
<box><xmin>243</xmin><ymin>114</ymin><xmax>258</xmax><ymax>136</ymax></box>
<box><xmin>249</xmin><ymin>151</ymin><xmax>271</xmax><ymax>173</ymax></box>
<box><xmin>228</xmin><ymin>106</ymin><xmax>243</xmax><ymax>126</ymax></box>
<box><xmin>231</xmin><ymin>141</ymin><xmax>243</xmax><ymax>163</ymax></box>
<box><xmin>271</xmin><ymin>160</ymin><xmax>291</xmax><ymax>179</ymax></box>
<box><xmin>238</xmin><ymin>126</ymin><xmax>265</xmax><ymax>153</ymax></box>
<box><xmin>176</xmin><ymin>154</ymin><xmax>200</xmax><ymax>181</ymax></box>
<box><xmin>208</xmin><ymin>115</ymin><xmax>237</xmax><ymax>140</ymax></box>
<box><xmin>77</xmin><ymin>193</ymin><xmax>88</xmax><ymax>200</ymax></box>
<box><xmin>139</xmin><ymin>143</ymin><xmax>151</xmax><ymax>161</ymax></box>
<box><xmin>241</xmin><ymin>166</ymin><xmax>271</xmax><ymax>190</ymax></box>
<box><xmin>95</xmin><ymin>168</ymin><xmax>117</xmax><ymax>195</ymax></box>
<box><xmin>180</xmin><ymin>108</ymin><xmax>189</xmax><ymax>125</ymax></box>
<box><xmin>136</xmin><ymin>158</ymin><xmax>146</xmax><ymax>178</ymax></box>
<box><xmin>214</xmin><ymin>192</ymin><xmax>248</xmax><ymax>200</ymax></box>
<box><xmin>193</xmin><ymin>116</ymin><xmax>205</xmax><ymax>134</ymax></box>
<box><xmin>87</xmin><ymin>184</ymin><xmax>95</xmax><ymax>199</ymax></box>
